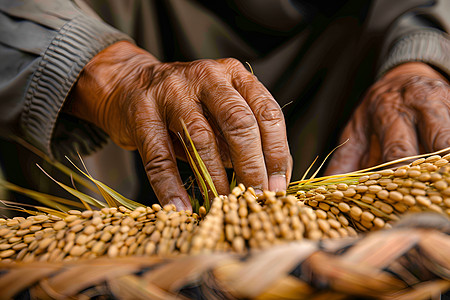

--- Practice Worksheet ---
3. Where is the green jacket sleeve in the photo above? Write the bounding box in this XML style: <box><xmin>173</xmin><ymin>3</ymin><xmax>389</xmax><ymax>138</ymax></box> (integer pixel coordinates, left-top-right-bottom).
<box><xmin>0</xmin><ymin>0</ymin><xmax>132</xmax><ymax>159</ymax></box>
<box><xmin>375</xmin><ymin>0</ymin><xmax>450</xmax><ymax>78</ymax></box>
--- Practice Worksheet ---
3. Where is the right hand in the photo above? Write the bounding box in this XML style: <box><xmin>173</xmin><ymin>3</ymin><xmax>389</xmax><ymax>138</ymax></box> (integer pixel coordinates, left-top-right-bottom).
<box><xmin>67</xmin><ymin>41</ymin><xmax>292</xmax><ymax>211</ymax></box>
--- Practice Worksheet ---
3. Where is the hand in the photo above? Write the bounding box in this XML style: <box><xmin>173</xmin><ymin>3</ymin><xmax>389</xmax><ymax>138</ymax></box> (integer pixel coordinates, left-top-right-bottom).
<box><xmin>326</xmin><ymin>62</ymin><xmax>450</xmax><ymax>175</ymax></box>
<box><xmin>67</xmin><ymin>41</ymin><xmax>292</xmax><ymax>210</ymax></box>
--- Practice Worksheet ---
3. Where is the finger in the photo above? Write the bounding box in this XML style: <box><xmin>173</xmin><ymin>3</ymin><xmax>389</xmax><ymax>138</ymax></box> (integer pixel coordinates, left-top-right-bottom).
<box><xmin>412</xmin><ymin>82</ymin><xmax>450</xmax><ymax>152</ymax></box>
<box><xmin>170</xmin><ymin>131</ymin><xmax>188</xmax><ymax>161</ymax></box>
<box><xmin>373</xmin><ymin>92</ymin><xmax>419</xmax><ymax>162</ymax></box>
<box><xmin>215</xmin><ymin>134</ymin><xmax>233</xmax><ymax>169</ymax></box>
<box><xmin>199</xmin><ymin>76</ymin><xmax>268</xmax><ymax>193</ymax></box>
<box><xmin>324</xmin><ymin>103</ymin><xmax>370</xmax><ymax>175</ymax></box>
<box><xmin>226</xmin><ymin>59</ymin><xmax>292</xmax><ymax>191</ymax></box>
<box><xmin>203</xmin><ymin>107</ymin><xmax>233</xmax><ymax>168</ymax></box>
<box><xmin>133</xmin><ymin>101</ymin><xmax>192</xmax><ymax>211</ymax></box>
<box><xmin>167</xmin><ymin>99</ymin><xmax>231</xmax><ymax>197</ymax></box>
<box><xmin>419</xmin><ymin>109</ymin><xmax>450</xmax><ymax>152</ymax></box>
<box><xmin>364</xmin><ymin>133</ymin><xmax>382</xmax><ymax>167</ymax></box>
<box><xmin>325</xmin><ymin>79</ymin><xmax>393</xmax><ymax>174</ymax></box>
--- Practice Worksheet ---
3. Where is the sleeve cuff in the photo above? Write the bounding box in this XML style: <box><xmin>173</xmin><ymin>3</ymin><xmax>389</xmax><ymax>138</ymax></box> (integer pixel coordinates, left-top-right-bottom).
<box><xmin>21</xmin><ymin>13</ymin><xmax>133</xmax><ymax>160</ymax></box>
<box><xmin>378</xmin><ymin>29</ymin><xmax>450</xmax><ymax>79</ymax></box>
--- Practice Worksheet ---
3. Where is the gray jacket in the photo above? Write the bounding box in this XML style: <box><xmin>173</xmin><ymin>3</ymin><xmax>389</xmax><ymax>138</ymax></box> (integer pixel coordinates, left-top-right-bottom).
<box><xmin>0</xmin><ymin>0</ymin><xmax>449</xmax><ymax>178</ymax></box>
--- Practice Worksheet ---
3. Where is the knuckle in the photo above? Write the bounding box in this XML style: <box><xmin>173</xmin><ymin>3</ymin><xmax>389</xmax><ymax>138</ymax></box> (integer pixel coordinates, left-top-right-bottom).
<box><xmin>153</xmin><ymin>74</ymin><xmax>187</xmax><ymax>103</ymax></box>
<box><xmin>404</xmin><ymin>76</ymin><xmax>432</xmax><ymax>89</ymax></box>
<box><xmin>163</xmin><ymin>75</ymin><xmax>185</xmax><ymax>92</ymax></box>
<box><xmin>372</xmin><ymin>92</ymin><xmax>399</xmax><ymax>111</ymax></box>
<box><xmin>383</xmin><ymin>141</ymin><xmax>414</xmax><ymax>162</ymax></box>
<box><xmin>220</xmin><ymin>58</ymin><xmax>250</xmax><ymax>78</ymax></box>
<box><xmin>187</xmin><ymin>119</ymin><xmax>212</xmax><ymax>140</ymax></box>
<box><xmin>231</xmin><ymin>73</ymin><xmax>258</xmax><ymax>92</ymax></box>
<box><xmin>133</xmin><ymin>118</ymin><xmax>160</xmax><ymax>143</ymax></box>
<box><xmin>222</xmin><ymin>107</ymin><xmax>258</xmax><ymax>136</ymax></box>
<box><xmin>404</xmin><ymin>83</ymin><xmax>450</xmax><ymax>111</ymax></box>
<box><xmin>220</xmin><ymin>57</ymin><xmax>243</xmax><ymax>69</ymax></box>
<box><xmin>403</xmin><ymin>77</ymin><xmax>448</xmax><ymax>97</ymax></box>
<box><xmin>367</xmin><ymin>93</ymin><xmax>385</xmax><ymax>114</ymax></box>
<box><xmin>185</xmin><ymin>59</ymin><xmax>219</xmax><ymax>81</ymax></box>
<box><xmin>143</xmin><ymin>150</ymin><xmax>174</xmax><ymax>179</ymax></box>
<box><xmin>188</xmin><ymin>124</ymin><xmax>215</xmax><ymax>154</ymax></box>
<box><xmin>194</xmin><ymin>59</ymin><xmax>215</xmax><ymax>68</ymax></box>
<box><xmin>371</xmin><ymin>93</ymin><xmax>416</xmax><ymax>123</ymax></box>
<box><xmin>265</xmin><ymin>144</ymin><xmax>290</xmax><ymax>168</ymax></box>
<box><xmin>188</xmin><ymin>59</ymin><xmax>217</xmax><ymax>74</ymax></box>
<box><xmin>135</xmin><ymin>125</ymin><xmax>174</xmax><ymax>175</ymax></box>
<box><xmin>429</xmin><ymin>81</ymin><xmax>450</xmax><ymax>99</ymax></box>
<box><xmin>237</xmin><ymin>157</ymin><xmax>265</xmax><ymax>179</ymax></box>
<box><xmin>432</xmin><ymin>128</ymin><xmax>450</xmax><ymax>150</ymax></box>
<box><xmin>183</xmin><ymin>116</ymin><xmax>224</xmax><ymax>166</ymax></box>
<box><xmin>241</xmin><ymin>163</ymin><xmax>262</xmax><ymax>178</ymax></box>
<box><xmin>256</xmin><ymin>102</ymin><xmax>284</xmax><ymax>125</ymax></box>
<box><xmin>149</xmin><ymin>63</ymin><xmax>181</xmax><ymax>86</ymax></box>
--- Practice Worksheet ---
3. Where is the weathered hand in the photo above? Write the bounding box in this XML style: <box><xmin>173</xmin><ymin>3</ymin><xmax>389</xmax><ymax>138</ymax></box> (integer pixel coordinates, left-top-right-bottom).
<box><xmin>68</xmin><ymin>41</ymin><xmax>292</xmax><ymax>210</ymax></box>
<box><xmin>326</xmin><ymin>62</ymin><xmax>450</xmax><ymax>175</ymax></box>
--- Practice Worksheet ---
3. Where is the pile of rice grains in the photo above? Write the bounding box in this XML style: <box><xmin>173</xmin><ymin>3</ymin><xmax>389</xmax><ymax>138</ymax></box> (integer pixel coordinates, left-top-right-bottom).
<box><xmin>0</xmin><ymin>153</ymin><xmax>449</xmax><ymax>262</ymax></box>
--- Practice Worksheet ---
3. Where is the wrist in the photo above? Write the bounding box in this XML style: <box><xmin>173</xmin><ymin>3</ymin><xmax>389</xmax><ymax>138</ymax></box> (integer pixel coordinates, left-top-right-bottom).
<box><xmin>383</xmin><ymin>62</ymin><xmax>449</xmax><ymax>84</ymax></box>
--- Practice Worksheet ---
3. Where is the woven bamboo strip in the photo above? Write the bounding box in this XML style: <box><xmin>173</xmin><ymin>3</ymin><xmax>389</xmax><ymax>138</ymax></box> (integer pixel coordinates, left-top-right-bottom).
<box><xmin>0</xmin><ymin>152</ymin><xmax>449</xmax><ymax>298</ymax></box>
<box><xmin>0</xmin><ymin>214</ymin><xmax>448</xmax><ymax>299</ymax></box>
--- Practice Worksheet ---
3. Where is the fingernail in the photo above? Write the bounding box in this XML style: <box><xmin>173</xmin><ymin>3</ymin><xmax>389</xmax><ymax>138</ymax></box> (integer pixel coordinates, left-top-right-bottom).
<box><xmin>254</xmin><ymin>188</ymin><xmax>263</xmax><ymax>197</ymax></box>
<box><xmin>171</xmin><ymin>197</ymin><xmax>191</xmax><ymax>212</ymax></box>
<box><xmin>269</xmin><ymin>174</ymin><xmax>286</xmax><ymax>192</ymax></box>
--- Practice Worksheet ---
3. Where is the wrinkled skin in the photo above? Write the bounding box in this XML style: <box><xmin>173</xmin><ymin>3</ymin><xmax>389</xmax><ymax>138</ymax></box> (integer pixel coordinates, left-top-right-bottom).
<box><xmin>68</xmin><ymin>41</ymin><xmax>292</xmax><ymax>211</ymax></box>
<box><xmin>326</xmin><ymin>62</ymin><xmax>450</xmax><ymax>175</ymax></box>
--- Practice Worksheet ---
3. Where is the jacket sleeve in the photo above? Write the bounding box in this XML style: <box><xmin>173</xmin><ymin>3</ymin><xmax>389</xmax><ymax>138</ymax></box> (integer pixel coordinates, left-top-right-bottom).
<box><xmin>376</xmin><ymin>0</ymin><xmax>450</xmax><ymax>78</ymax></box>
<box><xmin>0</xmin><ymin>0</ymin><xmax>132</xmax><ymax>159</ymax></box>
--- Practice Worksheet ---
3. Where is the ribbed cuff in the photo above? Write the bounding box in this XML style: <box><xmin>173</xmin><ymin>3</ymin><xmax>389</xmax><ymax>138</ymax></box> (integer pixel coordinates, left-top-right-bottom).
<box><xmin>378</xmin><ymin>29</ymin><xmax>450</xmax><ymax>79</ymax></box>
<box><xmin>21</xmin><ymin>13</ymin><xmax>132</xmax><ymax>160</ymax></box>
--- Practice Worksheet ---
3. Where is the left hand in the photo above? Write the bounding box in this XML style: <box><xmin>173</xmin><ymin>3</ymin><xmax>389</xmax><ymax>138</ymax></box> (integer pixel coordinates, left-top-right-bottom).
<box><xmin>326</xmin><ymin>62</ymin><xmax>450</xmax><ymax>175</ymax></box>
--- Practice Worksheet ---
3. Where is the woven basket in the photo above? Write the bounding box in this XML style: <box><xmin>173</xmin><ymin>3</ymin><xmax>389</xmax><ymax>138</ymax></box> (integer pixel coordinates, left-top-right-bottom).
<box><xmin>1</xmin><ymin>213</ymin><xmax>448</xmax><ymax>299</ymax></box>
<box><xmin>2</xmin><ymin>144</ymin><xmax>450</xmax><ymax>299</ymax></box>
